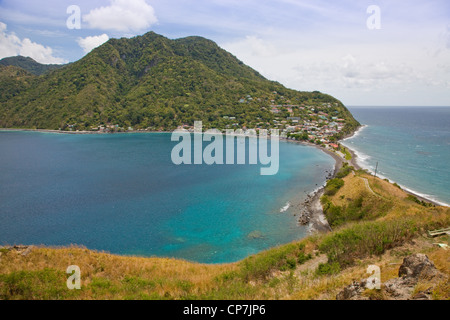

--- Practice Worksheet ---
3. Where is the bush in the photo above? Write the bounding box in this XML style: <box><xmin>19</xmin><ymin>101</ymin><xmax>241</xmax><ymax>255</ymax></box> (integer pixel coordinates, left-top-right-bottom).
<box><xmin>324</xmin><ymin>178</ymin><xmax>344</xmax><ymax>196</ymax></box>
<box><xmin>335</xmin><ymin>164</ymin><xmax>353</xmax><ymax>179</ymax></box>
<box><xmin>280</xmin><ymin>258</ymin><xmax>297</xmax><ymax>271</ymax></box>
<box><xmin>323</xmin><ymin>191</ymin><xmax>393</xmax><ymax>228</ymax></box>
<box><xmin>406</xmin><ymin>195</ymin><xmax>435</xmax><ymax>208</ymax></box>
<box><xmin>240</xmin><ymin>242</ymin><xmax>311</xmax><ymax>280</ymax></box>
<box><xmin>297</xmin><ymin>252</ymin><xmax>312</xmax><ymax>264</ymax></box>
<box><xmin>316</xmin><ymin>262</ymin><xmax>341</xmax><ymax>275</ymax></box>
<box><xmin>318</xmin><ymin>219</ymin><xmax>417</xmax><ymax>267</ymax></box>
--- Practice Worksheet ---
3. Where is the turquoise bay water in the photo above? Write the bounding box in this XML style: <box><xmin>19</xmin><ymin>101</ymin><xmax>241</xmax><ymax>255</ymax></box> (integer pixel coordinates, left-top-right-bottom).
<box><xmin>343</xmin><ymin>107</ymin><xmax>450</xmax><ymax>206</ymax></box>
<box><xmin>0</xmin><ymin>132</ymin><xmax>334</xmax><ymax>263</ymax></box>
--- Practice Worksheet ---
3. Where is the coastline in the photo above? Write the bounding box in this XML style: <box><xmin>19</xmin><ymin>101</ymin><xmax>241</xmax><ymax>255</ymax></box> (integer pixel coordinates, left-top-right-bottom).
<box><xmin>283</xmin><ymin>139</ymin><xmax>343</xmax><ymax>234</ymax></box>
<box><xmin>306</xmin><ymin>145</ymin><xmax>343</xmax><ymax>233</ymax></box>
<box><xmin>293</xmin><ymin>123</ymin><xmax>448</xmax><ymax>235</ymax></box>
<box><xmin>341</xmin><ymin>126</ymin><xmax>446</xmax><ymax>207</ymax></box>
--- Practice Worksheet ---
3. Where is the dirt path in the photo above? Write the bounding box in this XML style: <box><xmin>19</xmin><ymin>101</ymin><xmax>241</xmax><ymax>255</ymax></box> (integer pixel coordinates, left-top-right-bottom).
<box><xmin>361</xmin><ymin>177</ymin><xmax>375</xmax><ymax>195</ymax></box>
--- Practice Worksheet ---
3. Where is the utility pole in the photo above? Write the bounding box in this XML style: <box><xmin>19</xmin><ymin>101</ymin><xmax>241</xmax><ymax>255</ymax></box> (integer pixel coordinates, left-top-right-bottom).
<box><xmin>374</xmin><ymin>162</ymin><xmax>378</xmax><ymax>179</ymax></box>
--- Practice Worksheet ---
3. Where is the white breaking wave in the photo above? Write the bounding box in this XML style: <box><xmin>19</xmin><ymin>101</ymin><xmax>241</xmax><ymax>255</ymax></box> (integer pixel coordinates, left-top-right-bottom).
<box><xmin>342</xmin><ymin>134</ymin><xmax>449</xmax><ymax>207</ymax></box>
<box><xmin>280</xmin><ymin>202</ymin><xmax>290</xmax><ymax>213</ymax></box>
<box><xmin>342</xmin><ymin>125</ymin><xmax>368</xmax><ymax>141</ymax></box>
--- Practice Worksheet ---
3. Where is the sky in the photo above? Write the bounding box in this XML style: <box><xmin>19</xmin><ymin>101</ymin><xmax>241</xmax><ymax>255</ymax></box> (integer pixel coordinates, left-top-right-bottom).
<box><xmin>0</xmin><ymin>0</ymin><xmax>449</xmax><ymax>106</ymax></box>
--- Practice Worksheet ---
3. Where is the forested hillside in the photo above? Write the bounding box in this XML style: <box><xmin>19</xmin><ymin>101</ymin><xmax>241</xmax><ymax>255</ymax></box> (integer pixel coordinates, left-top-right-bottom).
<box><xmin>0</xmin><ymin>32</ymin><xmax>359</xmax><ymax>139</ymax></box>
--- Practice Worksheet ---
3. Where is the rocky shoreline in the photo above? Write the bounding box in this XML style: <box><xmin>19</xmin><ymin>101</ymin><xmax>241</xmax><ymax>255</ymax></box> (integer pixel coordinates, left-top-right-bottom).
<box><xmin>290</xmin><ymin>141</ymin><xmax>345</xmax><ymax>234</ymax></box>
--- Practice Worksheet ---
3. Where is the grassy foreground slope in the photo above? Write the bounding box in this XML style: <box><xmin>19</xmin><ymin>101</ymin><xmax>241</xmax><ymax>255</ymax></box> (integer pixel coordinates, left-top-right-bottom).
<box><xmin>1</xmin><ymin>168</ymin><xmax>448</xmax><ymax>300</ymax></box>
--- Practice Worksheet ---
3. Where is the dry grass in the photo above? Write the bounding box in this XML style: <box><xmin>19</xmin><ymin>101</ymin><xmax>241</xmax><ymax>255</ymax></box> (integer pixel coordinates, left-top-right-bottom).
<box><xmin>0</xmin><ymin>246</ymin><xmax>237</xmax><ymax>299</ymax></box>
<box><xmin>288</xmin><ymin>235</ymin><xmax>449</xmax><ymax>300</ymax></box>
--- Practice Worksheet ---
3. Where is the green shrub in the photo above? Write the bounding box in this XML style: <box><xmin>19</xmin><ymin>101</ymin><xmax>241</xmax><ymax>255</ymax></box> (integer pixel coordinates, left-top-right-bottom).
<box><xmin>316</xmin><ymin>262</ymin><xmax>341</xmax><ymax>275</ymax></box>
<box><xmin>335</xmin><ymin>164</ymin><xmax>353</xmax><ymax>179</ymax></box>
<box><xmin>280</xmin><ymin>258</ymin><xmax>297</xmax><ymax>271</ymax></box>
<box><xmin>297</xmin><ymin>252</ymin><xmax>312</xmax><ymax>264</ymax></box>
<box><xmin>406</xmin><ymin>195</ymin><xmax>435</xmax><ymax>208</ymax></box>
<box><xmin>318</xmin><ymin>219</ymin><xmax>417</xmax><ymax>267</ymax></box>
<box><xmin>240</xmin><ymin>242</ymin><xmax>311</xmax><ymax>280</ymax></box>
<box><xmin>324</xmin><ymin>178</ymin><xmax>344</xmax><ymax>196</ymax></box>
<box><xmin>323</xmin><ymin>192</ymin><xmax>393</xmax><ymax>228</ymax></box>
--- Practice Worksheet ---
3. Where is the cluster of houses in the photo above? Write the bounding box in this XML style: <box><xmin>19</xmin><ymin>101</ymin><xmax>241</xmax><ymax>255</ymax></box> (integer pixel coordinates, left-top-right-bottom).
<box><xmin>90</xmin><ymin>124</ymin><xmax>120</xmax><ymax>132</ymax></box>
<box><xmin>172</xmin><ymin>95</ymin><xmax>348</xmax><ymax>149</ymax></box>
<box><xmin>65</xmin><ymin>93</ymin><xmax>347</xmax><ymax>150</ymax></box>
<box><xmin>266</xmin><ymin>101</ymin><xmax>347</xmax><ymax>149</ymax></box>
<box><xmin>270</xmin><ymin>105</ymin><xmax>347</xmax><ymax>148</ymax></box>
<box><xmin>174</xmin><ymin>106</ymin><xmax>346</xmax><ymax>150</ymax></box>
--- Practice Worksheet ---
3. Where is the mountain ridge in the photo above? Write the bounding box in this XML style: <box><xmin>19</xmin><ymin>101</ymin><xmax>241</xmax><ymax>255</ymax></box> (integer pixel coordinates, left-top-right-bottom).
<box><xmin>0</xmin><ymin>56</ymin><xmax>66</xmax><ymax>76</ymax></box>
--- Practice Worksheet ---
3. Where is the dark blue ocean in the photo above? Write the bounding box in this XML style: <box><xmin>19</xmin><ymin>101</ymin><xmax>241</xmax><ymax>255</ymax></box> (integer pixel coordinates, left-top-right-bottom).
<box><xmin>343</xmin><ymin>107</ymin><xmax>450</xmax><ymax>206</ymax></box>
<box><xmin>0</xmin><ymin>132</ymin><xmax>334</xmax><ymax>263</ymax></box>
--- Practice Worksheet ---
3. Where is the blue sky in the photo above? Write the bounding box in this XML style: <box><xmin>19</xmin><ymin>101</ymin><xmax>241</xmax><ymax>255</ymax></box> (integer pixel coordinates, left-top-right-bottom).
<box><xmin>0</xmin><ymin>0</ymin><xmax>449</xmax><ymax>106</ymax></box>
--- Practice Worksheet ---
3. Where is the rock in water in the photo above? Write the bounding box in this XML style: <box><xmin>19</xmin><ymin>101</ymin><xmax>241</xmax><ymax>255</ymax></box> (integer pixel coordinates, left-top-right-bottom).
<box><xmin>247</xmin><ymin>231</ymin><xmax>264</xmax><ymax>239</ymax></box>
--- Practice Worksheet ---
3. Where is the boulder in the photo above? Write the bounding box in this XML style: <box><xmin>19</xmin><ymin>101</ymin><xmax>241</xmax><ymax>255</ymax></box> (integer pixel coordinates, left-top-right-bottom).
<box><xmin>398</xmin><ymin>254</ymin><xmax>439</xmax><ymax>280</ymax></box>
<box><xmin>337</xmin><ymin>254</ymin><xmax>446</xmax><ymax>300</ymax></box>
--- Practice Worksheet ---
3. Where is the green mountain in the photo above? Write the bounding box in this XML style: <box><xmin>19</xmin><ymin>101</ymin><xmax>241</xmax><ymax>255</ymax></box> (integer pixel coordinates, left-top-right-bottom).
<box><xmin>0</xmin><ymin>32</ymin><xmax>359</xmax><ymax>137</ymax></box>
<box><xmin>0</xmin><ymin>56</ymin><xmax>65</xmax><ymax>76</ymax></box>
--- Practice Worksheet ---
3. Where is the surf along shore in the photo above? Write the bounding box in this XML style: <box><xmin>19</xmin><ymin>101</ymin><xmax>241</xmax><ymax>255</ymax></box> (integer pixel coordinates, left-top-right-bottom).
<box><xmin>294</xmin><ymin>122</ymin><xmax>447</xmax><ymax>237</ymax></box>
<box><xmin>340</xmin><ymin>126</ymin><xmax>445</xmax><ymax>208</ymax></box>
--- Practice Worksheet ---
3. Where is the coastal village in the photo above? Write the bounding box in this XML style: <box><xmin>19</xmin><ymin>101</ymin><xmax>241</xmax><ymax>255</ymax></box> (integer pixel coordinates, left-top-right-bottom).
<box><xmin>82</xmin><ymin>91</ymin><xmax>349</xmax><ymax>152</ymax></box>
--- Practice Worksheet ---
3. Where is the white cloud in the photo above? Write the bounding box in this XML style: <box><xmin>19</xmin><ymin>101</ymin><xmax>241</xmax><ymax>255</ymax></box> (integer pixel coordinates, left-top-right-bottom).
<box><xmin>0</xmin><ymin>22</ymin><xmax>66</xmax><ymax>64</ymax></box>
<box><xmin>222</xmin><ymin>34</ymin><xmax>450</xmax><ymax>106</ymax></box>
<box><xmin>77</xmin><ymin>34</ymin><xmax>109</xmax><ymax>54</ymax></box>
<box><xmin>446</xmin><ymin>24</ymin><xmax>450</xmax><ymax>49</ymax></box>
<box><xmin>226</xmin><ymin>36</ymin><xmax>276</xmax><ymax>58</ymax></box>
<box><xmin>83</xmin><ymin>0</ymin><xmax>158</xmax><ymax>33</ymax></box>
